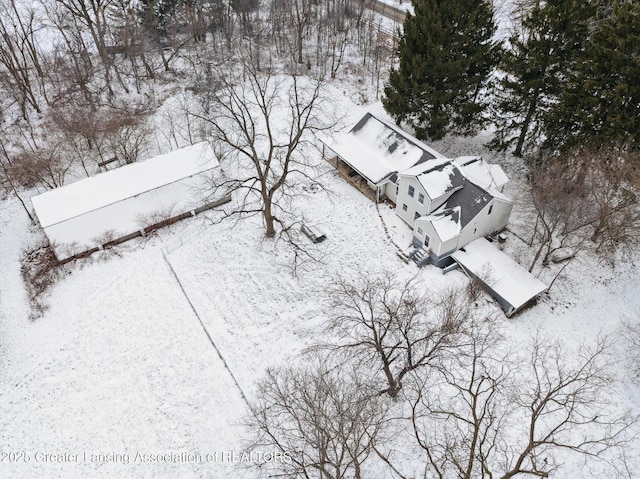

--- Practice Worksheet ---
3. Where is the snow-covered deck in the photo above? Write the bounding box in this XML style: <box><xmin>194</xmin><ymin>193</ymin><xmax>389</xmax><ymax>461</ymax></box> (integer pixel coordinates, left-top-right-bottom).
<box><xmin>451</xmin><ymin>238</ymin><xmax>547</xmax><ymax>316</ymax></box>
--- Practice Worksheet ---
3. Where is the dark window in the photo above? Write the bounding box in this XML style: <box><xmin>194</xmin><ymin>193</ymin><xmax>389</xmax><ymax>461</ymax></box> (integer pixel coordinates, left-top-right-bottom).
<box><xmin>488</xmin><ymin>204</ymin><xmax>493</xmax><ymax>215</ymax></box>
<box><xmin>418</xmin><ymin>192</ymin><xmax>425</xmax><ymax>204</ymax></box>
<box><xmin>424</xmin><ymin>235</ymin><xmax>430</xmax><ymax>247</ymax></box>
<box><xmin>408</xmin><ymin>185</ymin><xmax>415</xmax><ymax>197</ymax></box>
<box><xmin>402</xmin><ymin>203</ymin><xmax>408</xmax><ymax>212</ymax></box>
<box><xmin>414</xmin><ymin>211</ymin><xmax>420</xmax><ymax>220</ymax></box>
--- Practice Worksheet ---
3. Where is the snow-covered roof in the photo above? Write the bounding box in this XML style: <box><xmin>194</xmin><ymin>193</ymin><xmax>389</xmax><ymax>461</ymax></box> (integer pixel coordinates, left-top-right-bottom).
<box><xmin>419</xmin><ymin>207</ymin><xmax>462</xmax><ymax>242</ymax></box>
<box><xmin>451</xmin><ymin>238</ymin><xmax>547</xmax><ymax>313</ymax></box>
<box><xmin>323</xmin><ymin>113</ymin><xmax>446</xmax><ymax>185</ymax></box>
<box><xmin>401</xmin><ymin>161</ymin><xmax>465</xmax><ymax>200</ymax></box>
<box><xmin>32</xmin><ymin>142</ymin><xmax>218</xmax><ymax>228</ymax></box>
<box><xmin>455</xmin><ymin>156</ymin><xmax>509</xmax><ymax>192</ymax></box>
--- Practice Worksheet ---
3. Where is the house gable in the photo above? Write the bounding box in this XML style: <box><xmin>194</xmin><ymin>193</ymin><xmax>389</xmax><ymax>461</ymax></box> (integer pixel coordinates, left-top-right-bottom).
<box><xmin>411</xmin><ymin>179</ymin><xmax>514</xmax><ymax>262</ymax></box>
<box><xmin>396</xmin><ymin>161</ymin><xmax>466</xmax><ymax>225</ymax></box>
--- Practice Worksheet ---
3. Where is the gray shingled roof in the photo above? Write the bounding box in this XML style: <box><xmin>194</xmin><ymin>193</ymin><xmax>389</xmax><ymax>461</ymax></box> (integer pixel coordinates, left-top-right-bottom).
<box><xmin>440</xmin><ymin>177</ymin><xmax>492</xmax><ymax>228</ymax></box>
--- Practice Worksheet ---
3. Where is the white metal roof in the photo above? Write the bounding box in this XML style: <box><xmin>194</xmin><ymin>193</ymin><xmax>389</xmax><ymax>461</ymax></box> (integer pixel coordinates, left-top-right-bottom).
<box><xmin>451</xmin><ymin>238</ymin><xmax>547</xmax><ymax>312</ymax></box>
<box><xmin>31</xmin><ymin>142</ymin><xmax>218</xmax><ymax>228</ymax></box>
<box><xmin>323</xmin><ymin>113</ymin><xmax>446</xmax><ymax>185</ymax></box>
<box><xmin>455</xmin><ymin>156</ymin><xmax>509</xmax><ymax>192</ymax></box>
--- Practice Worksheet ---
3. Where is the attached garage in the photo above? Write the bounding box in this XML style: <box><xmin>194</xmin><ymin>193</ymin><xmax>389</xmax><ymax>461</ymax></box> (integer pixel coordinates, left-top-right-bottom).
<box><xmin>31</xmin><ymin>142</ymin><xmax>220</xmax><ymax>263</ymax></box>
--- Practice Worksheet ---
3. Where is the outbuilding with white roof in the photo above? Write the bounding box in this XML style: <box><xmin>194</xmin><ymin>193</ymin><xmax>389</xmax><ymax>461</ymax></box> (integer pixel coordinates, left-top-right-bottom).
<box><xmin>451</xmin><ymin>238</ymin><xmax>548</xmax><ymax>316</ymax></box>
<box><xmin>31</xmin><ymin>142</ymin><xmax>221</xmax><ymax>262</ymax></box>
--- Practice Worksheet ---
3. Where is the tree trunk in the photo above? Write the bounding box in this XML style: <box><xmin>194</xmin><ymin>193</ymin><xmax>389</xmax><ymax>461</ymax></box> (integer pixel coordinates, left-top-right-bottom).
<box><xmin>514</xmin><ymin>89</ymin><xmax>539</xmax><ymax>157</ymax></box>
<box><xmin>263</xmin><ymin>198</ymin><xmax>276</xmax><ymax>237</ymax></box>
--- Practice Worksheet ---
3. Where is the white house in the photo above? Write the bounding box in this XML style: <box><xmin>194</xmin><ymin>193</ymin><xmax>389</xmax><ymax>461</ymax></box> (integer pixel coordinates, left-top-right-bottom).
<box><xmin>322</xmin><ymin>112</ymin><xmax>513</xmax><ymax>267</ymax></box>
<box><xmin>31</xmin><ymin>142</ymin><xmax>222</xmax><ymax>263</ymax></box>
<box><xmin>397</xmin><ymin>157</ymin><xmax>513</xmax><ymax>266</ymax></box>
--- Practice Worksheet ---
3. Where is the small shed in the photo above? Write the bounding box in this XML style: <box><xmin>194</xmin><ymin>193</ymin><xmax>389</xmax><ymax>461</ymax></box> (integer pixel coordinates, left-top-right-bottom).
<box><xmin>451</xmin><ymin>238</ymin><xmax>547</xmax><ymax>317</ymax></box>
<box><xmin>31</xmin><ymin>142</ymin><xmax>220</xmax><ymax>262</ymax></box>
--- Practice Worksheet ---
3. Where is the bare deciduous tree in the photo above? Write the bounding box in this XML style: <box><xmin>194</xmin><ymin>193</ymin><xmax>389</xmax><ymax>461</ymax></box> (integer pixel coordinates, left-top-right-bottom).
<box><xmin>408</xmin><ymin>317</ymin><xmax>508</xmax><ymax>479</ymax></box>
<box><xmin>192</xmin><ymin>56</ymin><xmax>335</xmax><ymax>237</ymax></box>
<box><xmin>52</xmin><ymin>0</ymin><xmax>130</xmax><ymax>95</ymax></box>
<box><xmin>408</xmin><ymin>333</ymin><xmax>637</xmax><ymax>479</ymax></box>
<box><xmin>0</xmin><ymin>0</ymin><xmax>47</xmax><ymax>119</ymax></box>
<box><xmin>326</xmin><ymin>272</ymin><xmax>475</xmax><ymax>399</ymax></box>
<box><xmin>50</xmin><ymin>103</ymin><xmax>151</xmax><ymax>174</ymax></box>
<box><xmin>0</xmin><ymin>135</ymin><xmax>34</xmax><ymax>221</ymax></box>
<box><xmin>585</xmin><ymin>147</ymin><xmax>640</xmax><ymax>255</ymax></box>
<box><xmin>246</xmin><ymin>356</ymin><xmax>390</xmax><ymax>479</ymax></box>
<box><xmin>527</xmin><ymin>158</ymin><xmax>593</xmax><ymax>272</ymax></box>
<box><xmin>527</xmin><ymin>146</ymin><xmax>640</xmax><ymax>274</ymax></box>
<box><xmin>621</xmin><ymin>320</ymin><xmax>640</xmax><ymax>381</ymax></box>
<box><xmin>9</xmin><ymin>140</ymin><xmax>73</xmax><ymax>190</ymax></box>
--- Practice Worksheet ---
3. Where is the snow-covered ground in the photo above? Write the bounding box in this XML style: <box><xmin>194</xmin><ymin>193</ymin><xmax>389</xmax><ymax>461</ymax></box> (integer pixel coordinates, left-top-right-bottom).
<box><xmin>2</xmin><ymin>93</ymin><xmax>639</xmax><ymax>477</ymax></box>
<box><xmin>1</xmin><ymin>2</ymin><xmax>639</xmax><ymax>472</ymax></box>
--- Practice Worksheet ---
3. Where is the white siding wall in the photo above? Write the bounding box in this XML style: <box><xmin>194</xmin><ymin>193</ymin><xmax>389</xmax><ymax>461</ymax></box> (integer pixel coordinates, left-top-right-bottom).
<box><xmin>396</xmin><ymin>176</ymin><xmax>430</xmax><ymax>226</ymax></box>
<box><xmin>457</xmin><ymin>198</ymin><xmax>513</xmax><ymax>249</ymax></box>
<box><xmin>383</xmin><ymin>181</ymin><xmax>398</xmax><ymax>204</ymax></box>
<box><xmin>414</xmin><ymin>218</ymin><xmax>442</xmax><ymax>254</ymax></box>
<box><xmin>438</xmin><ymin>235</ymin><xmax>460</xmax><ymax>257</ymax></box>
<box><xmin>45</xmin><ymin>174</ymin><xmax>211</xmax><ymax>261</ymax></box>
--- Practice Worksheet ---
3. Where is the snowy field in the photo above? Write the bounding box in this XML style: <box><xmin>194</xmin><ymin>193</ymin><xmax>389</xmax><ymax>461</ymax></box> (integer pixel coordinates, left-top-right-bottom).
<box><xmin>1</xmin><ymin>20</ymin><xmax>639</xmax><ymax>474</ymax></box>
<box><xmin>2</xmin><ymin>94</ymin><xmax>639</xmax><ymax>478</ymax></box>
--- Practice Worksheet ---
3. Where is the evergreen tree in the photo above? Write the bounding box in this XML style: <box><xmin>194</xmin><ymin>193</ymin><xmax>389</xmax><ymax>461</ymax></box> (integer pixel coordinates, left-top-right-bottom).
<box><xmin>545</xmin><ymin>0</ymin><xmax>640</xmax><ymax>151</ymax></box>
<box><xmin>383</xmin><ymin>0</ymin><xmax>499</xmax><ymax>141</ymax></box>
<box><xmin>490</xmin><ymin>0</ymin><xmax>598</xmax><ymax>156</ymax></box>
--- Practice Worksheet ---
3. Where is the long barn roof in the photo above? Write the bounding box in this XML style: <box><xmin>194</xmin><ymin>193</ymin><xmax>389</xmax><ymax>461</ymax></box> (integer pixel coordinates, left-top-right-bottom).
<box><xmin>31</xmin><ymin>142</ymin><xmax>218</xmax><ymax>228</ymax></box>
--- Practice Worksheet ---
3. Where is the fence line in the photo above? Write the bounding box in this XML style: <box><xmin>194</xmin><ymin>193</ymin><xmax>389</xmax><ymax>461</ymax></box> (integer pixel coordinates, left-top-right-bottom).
<box><xmin>161</xmin><ymin>250</ymin><xmax>250</xmax><ymax>408</ymax></box>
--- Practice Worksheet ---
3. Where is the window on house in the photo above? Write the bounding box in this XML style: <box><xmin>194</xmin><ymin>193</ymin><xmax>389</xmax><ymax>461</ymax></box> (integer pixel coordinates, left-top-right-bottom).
<box><xmin>417</xmin><ymin>227</ymin><xmax>424</xmax><ymax>235</ymax></box>
<box><xmin>408</xmin><ymin>185</ymin><xmax>415</xmax><ymax>197</ymax></box>
<box><xmin>402</xmin><ymin>203</ymin><xmax>408</xmax><ymax>212</ymax></box>
<box><xmin>424</xmin><ymin>234</ymin><xmax>430</xmax><ymax>247</ymax></box>
<box><xmin>488</xmin><ymin>204</ymin><xmax>493</xmax><ymax>215</ymax></box>
<box><xmin>414</xmin><ymin>211</ymin><xmax>420</xmax><ymax>220</ymax></box>
<box><xmin>418</xmin><ymin>192</ymin><xmax>425</xmax><ymax>204</ymax></box>
<box><xmin>396</xmin><ymin>185</ymin><xmax>399</xmax><ymax>195</ymax></box>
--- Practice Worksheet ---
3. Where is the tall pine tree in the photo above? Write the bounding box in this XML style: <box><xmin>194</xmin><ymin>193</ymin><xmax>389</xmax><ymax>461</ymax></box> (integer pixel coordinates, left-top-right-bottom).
<box><xmin>383</xmin><ymin>0</ymin><xmax>498</xmax><ymax>141</ymax></box>
<box><xmin>545</xmin><ymin>0</ymin><xmax>640</xmax><ymax>151</ymax></box>
<box><xmin>490</xmin><ymin>0</ymin><xmax>598</xmax><ymax>157</ymax></box>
